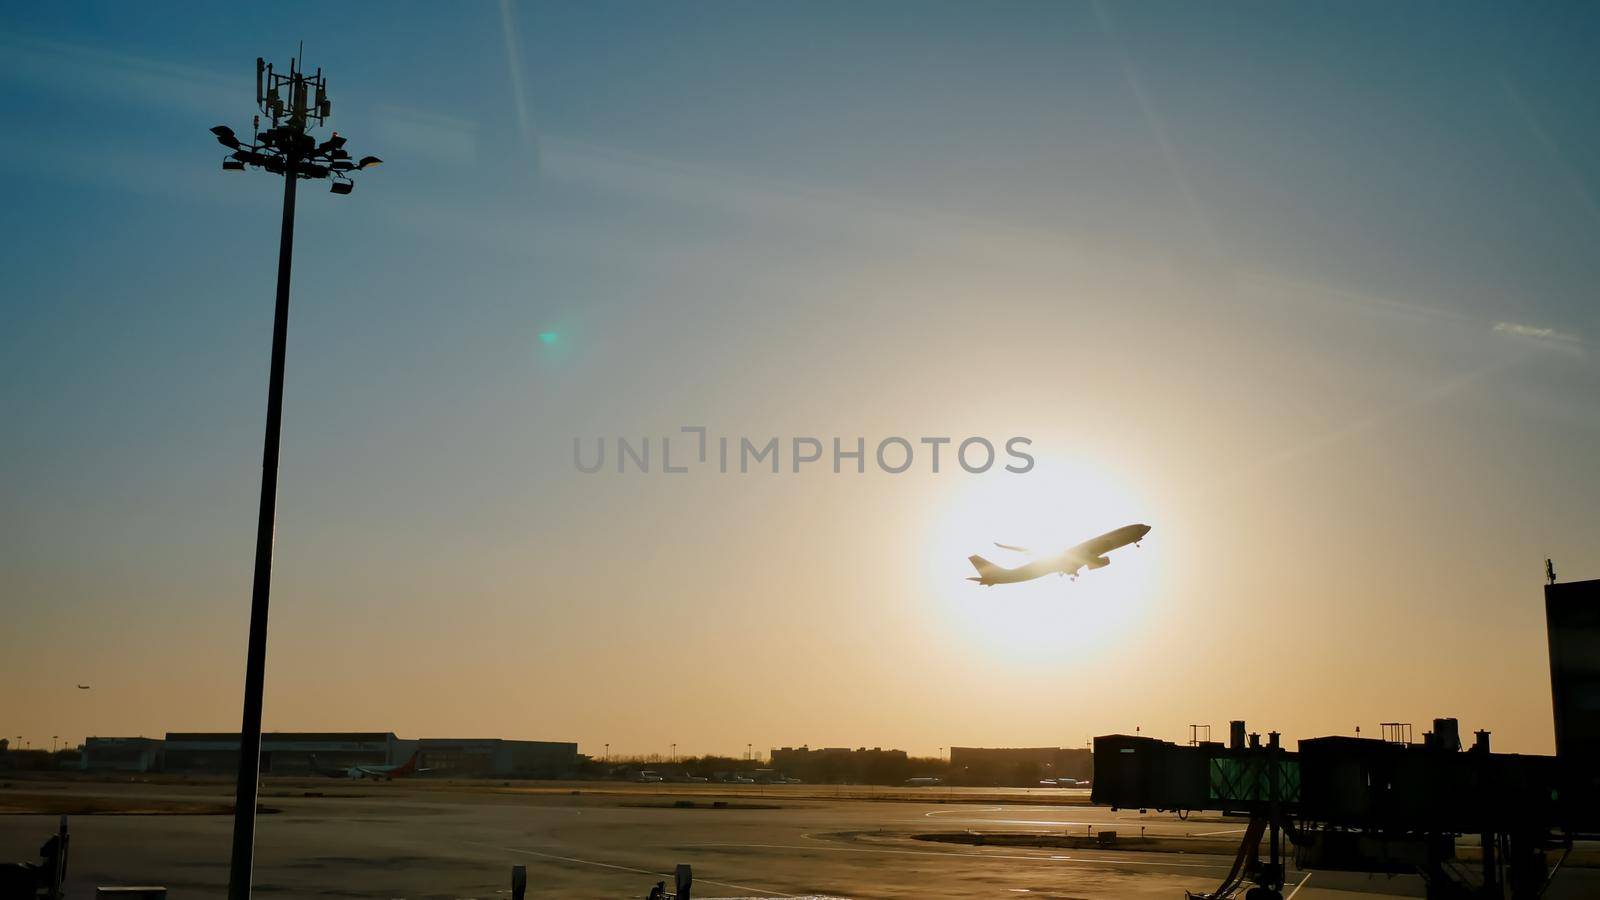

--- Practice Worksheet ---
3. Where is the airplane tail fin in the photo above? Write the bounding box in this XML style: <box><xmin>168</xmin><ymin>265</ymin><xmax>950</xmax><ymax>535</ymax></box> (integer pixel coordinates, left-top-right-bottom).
<box><xmin>968</xmin><ymin>555</ymin><xmax>1000</xmax><ymax>577</ymax></box>
<box><xmin>390</xmin><ymin>750</ymin><xmax>421</xmax><ymax>777</ymax></box>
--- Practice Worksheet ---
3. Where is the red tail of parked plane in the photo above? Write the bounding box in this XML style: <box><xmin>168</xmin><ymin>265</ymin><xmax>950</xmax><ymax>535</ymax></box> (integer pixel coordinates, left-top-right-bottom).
<box><xmin>311</xmin><ymin>750</ymin><xmax>427</xmax><ymax>780</ymax></box>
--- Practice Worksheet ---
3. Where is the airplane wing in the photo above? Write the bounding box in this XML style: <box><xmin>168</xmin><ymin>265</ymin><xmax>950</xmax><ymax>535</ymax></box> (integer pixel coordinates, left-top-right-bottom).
<box><xmin>1057</xmin><ymin>540</ymin><xmax>1097</xmax><ymax>567</ymax></box>
<box><xmin>994</xmin><ymin>543</ymin><xmax>1031</xmax><ymax>554</ymax></box>
<box><xmin>1056</xmin><ymin>528</ymin><xmax>1140</xmax><ymax>571</ymax></box>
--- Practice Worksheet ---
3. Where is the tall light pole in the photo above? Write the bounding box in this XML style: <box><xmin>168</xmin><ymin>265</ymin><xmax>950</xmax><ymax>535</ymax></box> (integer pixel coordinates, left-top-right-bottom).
<box><xmin>210</xmin><ymin>52</ymin><xmax>380</xmax><ymax>900</ymax></box>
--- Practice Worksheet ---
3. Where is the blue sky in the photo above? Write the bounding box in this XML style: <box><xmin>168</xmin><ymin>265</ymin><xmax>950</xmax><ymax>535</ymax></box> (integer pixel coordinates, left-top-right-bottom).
<box><xmin>3</xmin><ymin>2</ymin><xmax>1599</xmax><ymax>755</ymax></box>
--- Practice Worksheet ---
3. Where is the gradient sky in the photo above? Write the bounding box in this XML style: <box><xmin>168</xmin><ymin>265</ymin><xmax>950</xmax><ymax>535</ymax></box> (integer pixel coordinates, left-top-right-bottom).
<box><xmin>3</xmin><ymin>2</ymin><xmax>1599</xmax><ymax>758</ymax></box>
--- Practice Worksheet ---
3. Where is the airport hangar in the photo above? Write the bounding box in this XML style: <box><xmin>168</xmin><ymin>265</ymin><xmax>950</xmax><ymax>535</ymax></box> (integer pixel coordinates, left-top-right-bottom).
<box><xmin>82</xmin><ymin>732</ymin><xmax>578</xmax><ymax>777</ymax></box>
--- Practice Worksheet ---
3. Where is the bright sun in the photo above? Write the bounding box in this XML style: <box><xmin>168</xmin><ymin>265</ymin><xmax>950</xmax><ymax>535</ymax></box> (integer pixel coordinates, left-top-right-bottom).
<box><xmin>921</xmin><ymin>455</ymin><xmax>1160</xmax><ymax>666</ymax></box>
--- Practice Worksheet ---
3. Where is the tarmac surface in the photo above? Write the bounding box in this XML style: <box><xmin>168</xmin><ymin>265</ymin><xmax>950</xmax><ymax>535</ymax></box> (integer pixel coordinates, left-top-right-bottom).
<box><xmin>1</xmin><ymin>778</ymin><xmax>1595</xmax><ymax>899</ymax></box>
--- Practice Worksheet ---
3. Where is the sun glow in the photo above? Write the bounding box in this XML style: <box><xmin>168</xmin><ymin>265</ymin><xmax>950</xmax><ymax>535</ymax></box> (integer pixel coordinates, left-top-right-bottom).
<box><xmin>922</xmin><ymin>456</ymin><xmax>1160</xmax><ymax>666</ymax></box>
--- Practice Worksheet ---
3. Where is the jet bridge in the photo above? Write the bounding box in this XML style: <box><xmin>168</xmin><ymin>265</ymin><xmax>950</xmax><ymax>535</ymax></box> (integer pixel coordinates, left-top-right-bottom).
<box><xmin>1091</xmin><ymin>577</ymin><xmax>1600</xmax><ymax>900</ymax></box>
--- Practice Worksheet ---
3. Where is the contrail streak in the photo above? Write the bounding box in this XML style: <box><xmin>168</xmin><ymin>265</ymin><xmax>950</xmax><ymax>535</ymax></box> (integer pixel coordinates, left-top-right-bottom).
<box><xmin>1092</xmin><ymin>0</ymin><xmax>1220</xmax><ymax>257</ymax></box>
<box><xmin>1500</xmin><ymin>73</ymin><xmax>1600</xmax><ymax>237</ymax></box>
<box><xmin>499</xmin><ymin>0</ymin><xmax>538</xmax><ymax>163</ymax></box>
<box><xmin>1194</xmin><ymin>349</ymin><xmax>1530</xmax><ymax>506</ymax></box>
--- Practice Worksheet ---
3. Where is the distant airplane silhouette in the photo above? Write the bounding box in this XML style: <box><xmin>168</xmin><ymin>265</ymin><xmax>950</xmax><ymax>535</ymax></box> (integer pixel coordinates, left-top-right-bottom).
<box><xmin>309</xmin><ymin>750</ymin><xmax>428</xmax><ymax>780</ymax></box>
<box><xmin>967</xmin><ymin>524</ymin><xmax>1151</xmax><ymax>586</ymax></box>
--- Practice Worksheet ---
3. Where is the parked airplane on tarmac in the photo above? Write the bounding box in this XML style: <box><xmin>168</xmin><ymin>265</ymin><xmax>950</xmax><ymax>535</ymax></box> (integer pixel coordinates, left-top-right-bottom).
<box><xmin>967</xmin><ymin>523</ymin><xmax>1151</xmax><ymax>586</ymax></box>
<box><xmin>310</xmin><ymin>750</ymin><xmax>427</xmax><ymax>780</ymax></box>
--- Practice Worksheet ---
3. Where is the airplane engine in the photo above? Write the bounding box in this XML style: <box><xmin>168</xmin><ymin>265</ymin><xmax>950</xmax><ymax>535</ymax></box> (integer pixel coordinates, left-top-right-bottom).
<box><xmin>1087</xmin><ymin>556</ymin><xmax>1111</xmax><ymax>570</ymax></box>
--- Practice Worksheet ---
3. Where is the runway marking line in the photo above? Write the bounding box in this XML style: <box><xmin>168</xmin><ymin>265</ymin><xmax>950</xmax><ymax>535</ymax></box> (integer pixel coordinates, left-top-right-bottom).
<box><xmin>925</xmin><ymin>807</ymin><xmax>1243</xmax><ymax>837</ymax></box>
<box><xmin>460</xmin><ymin>841</ymin><xmax>791</xmax><ymax>897</ymax></box>
<box><xmin>678</xmin><ymin>836</ymin><xmax>1240</xmax><ymax>873</ymax></box>
<box><xmin>1285</xmin><ymin>872</ymin><xmax>1312</xmax><ymax>899</ymax></box>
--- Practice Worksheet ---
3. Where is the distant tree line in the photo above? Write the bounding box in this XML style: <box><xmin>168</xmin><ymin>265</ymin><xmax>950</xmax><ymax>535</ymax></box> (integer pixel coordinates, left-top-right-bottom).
<box><xmin>0</xmin><ymin>744</ymin><xmax>83</xmax><ymax>772</ymax></box>
<box><xmin>584</xmin><ymin>752</ymin><xmax>957</xmax><ymax>785</ymax></box>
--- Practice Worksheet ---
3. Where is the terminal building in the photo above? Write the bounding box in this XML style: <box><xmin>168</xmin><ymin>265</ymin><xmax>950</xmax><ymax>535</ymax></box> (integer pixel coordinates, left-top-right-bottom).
<box><xmin>80</xmin><ymin>737</ymin><xmax>163</xmax><ymax>772</ymax></box>
<box><xmin>414</xmin><ymin>738</ymin><xmax>577</xmax><ymax>777</ymax></box>
<box><xmin>949</xmin><ymin>746</ymin><xmax>1093</xmax><ymax>785</ymax></box>
<box><xmin>769</xmin><ymin>746</ymin><xmax>910</xmax><ymax>783</ymax></box>
<box><xmin>770</xmin><ymin>746</ymin><xmax>908</xmax><ymax>765</ymax></box>
<box><xmin>163</xmin><ymin>732</ymin><xmax>399</xmax><ymax>774</ymax></box>
<box><xmin>76</xmin><ymin>732</ymin><xmax>578</xmax><ymax>777</ymax></box>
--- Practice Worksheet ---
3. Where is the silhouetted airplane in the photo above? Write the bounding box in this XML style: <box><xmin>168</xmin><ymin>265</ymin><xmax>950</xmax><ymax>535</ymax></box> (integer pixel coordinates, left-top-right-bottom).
<box><xmin>967</xmin><ymin>524</ymin><xmax>1151</xmax><ymax>586</ymax></box>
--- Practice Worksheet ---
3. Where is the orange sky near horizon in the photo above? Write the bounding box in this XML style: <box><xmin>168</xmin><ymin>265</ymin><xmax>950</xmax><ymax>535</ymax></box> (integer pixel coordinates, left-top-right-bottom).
<box><xmin>4</xmin><ymin>4</ymin><xmax>1599</xmax><ymax>761</ymax></box>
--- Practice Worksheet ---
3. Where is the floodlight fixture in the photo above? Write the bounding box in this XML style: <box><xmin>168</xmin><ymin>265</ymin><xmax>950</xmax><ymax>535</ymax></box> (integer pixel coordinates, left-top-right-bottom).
<box><xmin>211</xmin><ymin>57</ymin><xmax>379</xmax><ymax>190</ymax></box>
<box><xmin>330</xmin><ymin>180</ymin><xmax>353</xmax><ymax>195</ymax></box>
